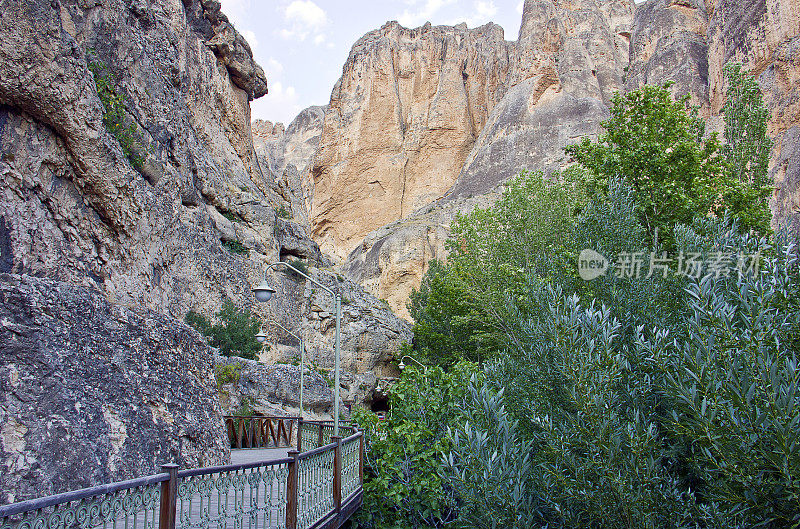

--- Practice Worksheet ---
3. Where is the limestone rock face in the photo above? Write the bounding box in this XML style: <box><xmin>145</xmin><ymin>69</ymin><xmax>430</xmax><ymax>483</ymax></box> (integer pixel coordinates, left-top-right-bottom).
<box><xmin>0</xmin><ymin>0</ymin><xmax>275</xmax><ymax>317</ymax></box>
<box><xmin>705</xmin><ymin>0</ymin><xmax>800</xmax><ymax>234</ymax></box>
<box><xmin>0</xmin><ymin>273</ymin><xmax>228</xmax><ymax>503</ymax></box>
<box><xmin>253</xmin><ymin>106</ymin><xmax>327</xmax><ymax>227</ymax></box>
<box><xmin>215</xmin><ymin>356</ymin><xmax>334</xmax><ymax>419</ymax></box>
<box><xmin>311</xmin><ymin>21</ymin><xmax>514</xmax><ymax>260</ymax></box>
<box><xmin>626</xmin><ymin>0</ymin><xmax>710</xmax><ymax>114</ymax></box>
<box><xmin>339</xmin><ymin>0</ymin><xmax>634</xmax><ymax>315</ymax></box>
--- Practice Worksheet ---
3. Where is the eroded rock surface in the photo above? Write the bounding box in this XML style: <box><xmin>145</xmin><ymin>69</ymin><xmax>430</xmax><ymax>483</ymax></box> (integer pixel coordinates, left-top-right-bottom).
<box><xmin>0</xmin><ymin>0</ymin><xmax>410</xmax><ymax>502</ymax></box>
<box><xmin>705</xmin><ymin>0</ymin><xmax>800</xmax><ymax>234</ymax></box>
<box><xmin>311</xmin><ymin>21</ymin><xmax>514</xmax><ymax>261</ymax></box>
<box><xmin>0</xmin><ymin>273</ymin><xmax>228</xmax><ymax>503</ymax></box>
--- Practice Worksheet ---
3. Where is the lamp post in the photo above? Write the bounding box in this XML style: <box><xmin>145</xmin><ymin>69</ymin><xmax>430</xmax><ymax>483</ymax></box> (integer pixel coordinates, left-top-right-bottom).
<box><xmin>253</xmin><ymin>262</ymin><xmax>343</xmax><ymax>437</ymax></box>
<box><xmin>398</xmin><ymin>354</ymin><xmax>427</xmax><ymax>372</ymax></box>
<box><xmin>256</xmin><ymin>321</ymin><xmax>307</xmax><ymax>418</ymax></box>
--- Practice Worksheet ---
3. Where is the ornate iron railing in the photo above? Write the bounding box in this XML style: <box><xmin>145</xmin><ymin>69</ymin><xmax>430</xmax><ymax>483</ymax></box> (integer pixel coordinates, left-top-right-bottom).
<box><xmin>224</xmin><ymin>416</ymin><xmax>296</xmax><ymax>449</ymax></box>
<box><xmin>1</xmin><ymin>419</ymin><xmax>364</xmax><ymax>529</ymax></box>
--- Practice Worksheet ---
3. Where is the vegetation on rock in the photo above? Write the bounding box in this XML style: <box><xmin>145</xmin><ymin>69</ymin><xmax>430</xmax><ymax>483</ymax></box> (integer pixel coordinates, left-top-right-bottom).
<box><xmin>186</xmin><ymin>300</ymin><xmax>262</xmax><ymax>360</ymax></box>
<box><xmin>87</xmin><ymin>52</ymin><xmax>147</xmax><ymax>170</ymax></box>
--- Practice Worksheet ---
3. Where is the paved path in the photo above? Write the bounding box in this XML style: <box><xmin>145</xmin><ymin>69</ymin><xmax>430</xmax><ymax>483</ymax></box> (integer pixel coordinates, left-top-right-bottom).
<box><xmin>231</xmin><ymin>447</ymin><xmax>292</xmax><ymax>465</ymax></box>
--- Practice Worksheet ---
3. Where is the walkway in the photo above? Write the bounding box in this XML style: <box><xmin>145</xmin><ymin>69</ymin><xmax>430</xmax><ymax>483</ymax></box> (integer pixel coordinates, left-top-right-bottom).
<box><xmin>231</xmin><ymin>447</ymin><xmax>291</xmax><ymax>464</ymax></box>
<box><xmin>0</xmin><ymin>417</ymin><xmax>363</xmax><ymax>529</ymax></box>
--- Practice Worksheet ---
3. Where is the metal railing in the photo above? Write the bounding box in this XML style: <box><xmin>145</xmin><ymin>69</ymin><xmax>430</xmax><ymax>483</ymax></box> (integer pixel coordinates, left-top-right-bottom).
<box><xmin>1</xmin><ymin>418</ymin><xmax>364</xmax><ymax>529</ymax></box>
<box><xmin>224</xmin><ymin>416</ymin><xmax>296</xmax><ymax>449</ymax></box>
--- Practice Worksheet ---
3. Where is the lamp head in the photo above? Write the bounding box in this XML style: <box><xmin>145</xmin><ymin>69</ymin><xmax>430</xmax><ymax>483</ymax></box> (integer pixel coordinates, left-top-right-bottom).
<box><xmin>255</xmin><ymin>329</ymin><xmax>268</xmax><ymax>343</ymax></box>
<box><xmin>253</xmin><ymin>280</ymin><xmax>276</xmax><ymax>302</ymax></box>
<box><xmin>398</xmin><ymin>360</ymin><xmax>405</xmax><ymax>370</ymax></box>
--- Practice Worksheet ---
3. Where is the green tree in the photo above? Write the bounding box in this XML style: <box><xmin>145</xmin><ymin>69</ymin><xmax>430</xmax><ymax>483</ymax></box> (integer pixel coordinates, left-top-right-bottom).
<box><xmin>407</xmin><ymin>260</ymin><xmax>492</xmax><ymax>366</ymax></box>
<box><xmin>353</xmin><ymin>362</ymin><xmax>478</xmax><ymax>528</ymax></box>
<box><xmin>185</xmin><ymin>300</ymin><xmax>262</xmax><ymax>360</ymax></box>
<box><xmin>565</xmin><ymin>84</ymin><xmax>770</xmax><ymax>247</ymax></box>
<box><xmin>721</xmin><ymin>62</ymin><xmax>773</xmax><ymax>234</ymax></box>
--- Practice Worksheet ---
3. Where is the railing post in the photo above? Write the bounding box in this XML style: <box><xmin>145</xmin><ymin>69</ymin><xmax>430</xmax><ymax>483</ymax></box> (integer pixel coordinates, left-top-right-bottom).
<box><xmin>286</xmin><ymin>450</ymin><xmax>299</xmax><ymax>529</ymax></box>
<box><xmin>297</xmin><ymin>418</ymin><xmax>303</xmax><ymax>452</ymax></box>
<box><xmin>237</xmin><ymin>418</ymin><xmax>243</xmax><ymax>449</ymax></box>
<box><xmin>159</xmin><ymin>463</ymin><xmax>179</xmax><ymax>529</ymax></box>
<box><xmin>358</xmin><ymin>429</ymin><xmax>365</xmax><ymax>487</ymax></box>
<box><xmin>332</xmin><ymin>436</ymin><xmax>341</xmax><ymax>513</ymax></box>
<box><xmin>317</xmin><ymin>424</ymin><xmax>323</xmax><ymax>448</ymax></box>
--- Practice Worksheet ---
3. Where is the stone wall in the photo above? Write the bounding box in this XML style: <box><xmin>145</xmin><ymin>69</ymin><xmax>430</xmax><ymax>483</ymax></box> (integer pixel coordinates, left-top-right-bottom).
<box><xmin>0</xmin><ymin>274</ymin><xmax>228</xmax><ymax>503</ymax></box>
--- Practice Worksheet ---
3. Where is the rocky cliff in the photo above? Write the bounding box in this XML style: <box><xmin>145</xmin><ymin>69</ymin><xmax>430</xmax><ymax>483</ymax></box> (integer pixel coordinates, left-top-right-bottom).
<box><xmin>310</xmin><ymin>21</ymin><xmax>514</xmax><ymax>261</ymax></box>
<box><xmin>0</xmin><ymin>274</ymin><xmax>228</xmax><ymax>504</ymax></box>
<box><xmin>0</xmin><ymin>0</ymin><xmax>411</xmax><ymax>500</ymax></box>
<box><xmin>315</xmin><ymin>0</ymin><xmax>800</xmax><ymax>319</ymax></box>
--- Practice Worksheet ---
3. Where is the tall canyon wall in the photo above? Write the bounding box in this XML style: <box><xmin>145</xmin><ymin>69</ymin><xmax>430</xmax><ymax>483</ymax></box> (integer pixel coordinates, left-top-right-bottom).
<box><xmin>0</xmin><ymin>0</ymin><xmax>410</xmax><ymax>500</ymax></box>
<box><xmin>309</xmin><ymin>0</ymin><xmax>800</xmax><ymax>319</ymax></box>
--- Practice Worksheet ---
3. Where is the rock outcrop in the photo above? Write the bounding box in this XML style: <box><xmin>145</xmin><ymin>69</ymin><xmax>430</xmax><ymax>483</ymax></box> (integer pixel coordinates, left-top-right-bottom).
<box><xmin>259</xmin><ymin>267</ymin><xmax>412</xmax><ymax>400</ymax></box>
<box><xmin>0</xmin><ymin>0</ymin><xmax>412</xmax><ymax>502</ymax></box>
<box><xmin>0</xmin><ymin>273</ymin><xmax>228</xmax><ymax>504</ymax></box>
<box><xmin>704</xmin><ymin>0</ymin><xmax>800</xmax><ymax>234</ymax></box>
<box><xmin>323</xmin><ymin>0</ymin><xmax>800</xmax><ymax>318</ymax></box>
<box><xmin>311</xmin><ymin>21</ymin><xmax>514</xmax><ymax>261</ymax></box>
<box><xmin>625</xmin><ymin>0</ymin><xmax>710</xmax><ymax>114</ymax></box>
<box><xmin>253</xmin><ymin>106</ymin><xmax>327</xmax><ymax>227</ymax></box>
<box><xmin>215</xmin><ymin>356</ymin><xmax>334</xmax><ymax>419</ymax></box>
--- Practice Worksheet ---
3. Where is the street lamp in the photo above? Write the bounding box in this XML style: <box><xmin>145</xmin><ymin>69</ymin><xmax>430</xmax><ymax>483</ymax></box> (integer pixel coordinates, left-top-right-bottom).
<box><xmin>253</xmin><ymin>262</ymin><xmax>343</xmax><ymax>436</ymax></box>
<box><xmin>398</xmin><ymin>354</ymin><xmax>427</xmax><ymax>372</ymax></box>
<box><xmin>257</xmin><ymin>321</ymin><xmax>308</xmax><ymax>418</ymax></box>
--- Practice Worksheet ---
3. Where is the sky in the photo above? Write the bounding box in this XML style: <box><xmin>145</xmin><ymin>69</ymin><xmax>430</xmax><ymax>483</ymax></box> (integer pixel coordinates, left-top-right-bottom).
<box><xmin>218</xmin><ymin>1</ymin><xmax>528</xmax><ymax>126</ymax></box>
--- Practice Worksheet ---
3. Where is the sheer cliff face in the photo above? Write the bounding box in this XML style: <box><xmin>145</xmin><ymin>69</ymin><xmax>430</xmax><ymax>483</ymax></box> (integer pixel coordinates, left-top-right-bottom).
<box><xmin>0</xmin><ymin>0</ymin><xmax>272</xmax><ymax>315</ymax></box>
<box><xmin>337</xmin><ymin>0</ymin><xmax>635</xmax><ymax>318</ymax></box>
<box><xmin>704</xmin><ymin>0</ymin><xmax>800</xmax><ymax>233</ymax></box>
<box><xmin>311</xmin><ymin>21</ymin><xmax>514</xmax><ymax>261</ymax></box>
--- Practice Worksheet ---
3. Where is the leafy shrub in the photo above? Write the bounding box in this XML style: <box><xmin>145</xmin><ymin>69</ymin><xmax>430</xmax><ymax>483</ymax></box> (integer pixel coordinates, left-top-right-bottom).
<box><xmin>87</xmin><ymin>52</ymin><xmax>147</xmax><ymax>170</ymax></box>
<box><xmin>222</xmin><ymin>239</ymin><xmax>249</xmax><ymax>255</ymax></box>
<box><xmin>352</xmin><ymin>362</ymin><xmax>478</xmax><ymax>529</ymax></box>
<box><xmin>185</xmin><ymin>300</ymin><xmax>262</xmax><ymax>360</ymax></box>
<box><xmin>276</xmin><ymin>205</ymin><xmax>292</xmax><ymax>219</ymax></box>
<box><xmin>214</xmin><ymin>362</ymin><xmax>242</xmax><ymax>387</ymax></box>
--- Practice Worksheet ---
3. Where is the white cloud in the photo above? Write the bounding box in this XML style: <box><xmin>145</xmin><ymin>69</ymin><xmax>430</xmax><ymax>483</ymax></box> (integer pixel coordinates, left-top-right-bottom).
<box><xmin>251</xmin><ymin>80</ymin><xmax>303</xmax><ymax>125</ymax></box>
<box><xmin>279</xmin><ymin>0</ymin><xmax>329</xmax><ymax>44</ymax></box>
<box><xmin>516</xmin><ymin>1</ymin><xmax>525</xmax><ymax>15</ymax></box>
<box><xmin>397</xmin><ymin>0</ymin><xmax>458</xmax><ymax>27</ymax></box>
<box><xmin>243</xmin><ymin>30</ymin><xmax>259</xmax><ymax>50</ymax></box>
<box><xmin>449</xmin><ymin>0</ymin><xmax>498</xmax><ymax>27</ymax></box>
<box><xmin>219</xmin><ymin>0</ymin><xmax>251</xmax><ymax>28</ymax></box>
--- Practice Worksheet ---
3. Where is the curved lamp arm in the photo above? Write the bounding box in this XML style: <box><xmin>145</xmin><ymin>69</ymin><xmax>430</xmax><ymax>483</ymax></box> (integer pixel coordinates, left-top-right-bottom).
<box><xmin>266</xmin><ymin>261</ymin><xmax>337</xmax><ymax>298</ymax></box>
<box><xmin>398</xmin><ymin>355</ymin><xmax>426</xmax><ymax>371</ymax></box>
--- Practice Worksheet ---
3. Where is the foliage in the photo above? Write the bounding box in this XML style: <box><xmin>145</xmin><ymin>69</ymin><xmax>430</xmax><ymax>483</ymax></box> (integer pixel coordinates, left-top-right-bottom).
<box><xmin>443</xmin><ymin>379</ymin><xmax>550</xmax><ymax>528</ymax></box>
<box><xmin>222</xmin><ymin>239</ymin><xmax>249</xmax><ymax>255</ymax></box>
<box><xmin>285</xmin><ymin>258</ymin><xmax>308</xmax><ymax>277</ymax></box>
<box><xmin>87</xmin><ymin>52</ymin><xmax>147</xmax><ymax>170</ymax></box>
<box><xmin>439</xmin><ymin>192</ymin><xmax>798</xmax><ymax>527</ymax></box>
<box><xmin>723</xmin><ymin>62</ymin><xmax>772</xmax><ymax>186</ymax></box>
<box><xmin>185</xmin><ymin>300</ymin><xmax>262</xmax><ymax>360</ymax></box>
<box><xmin>407</xmin><ymin>260</ymin><xmax>488</xmax><ymax>366</ymax></box>
<box><xmin>214</xmin><ymin>362</ymin><xmax>242</xmax><ymax>387</ymax></box>
<box><xmin>276</xmin><ymin>205</ymin><xmax>292</xmax><ymax>219</ymax></box>
<box><xmin>352</xmin><ymin>362</ymin><xmax>478</xmax><ymax>529</ymax></box>
<box><xmin>233</xmin><ymin>397</ymin><xmax>256</xmax><ymax>417</ymax></box>
<box><xmin>565</xmin><ymin>84</ymin><xmax>770</xmax><ymax>247</ymax></box>
<box><xmin>721</xmin><ymin>62</ymin><xmax>773</xmax><ymax>233</ymax></box>
<box><xmin>222</xmin><ymin>210</ymin><xmax>240</xmax><ymax>223</ymax></box>
<box><xmin>408</xmin><ymin>170</ymin><xmax>586</xmax><ymax>366</ymax></box>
